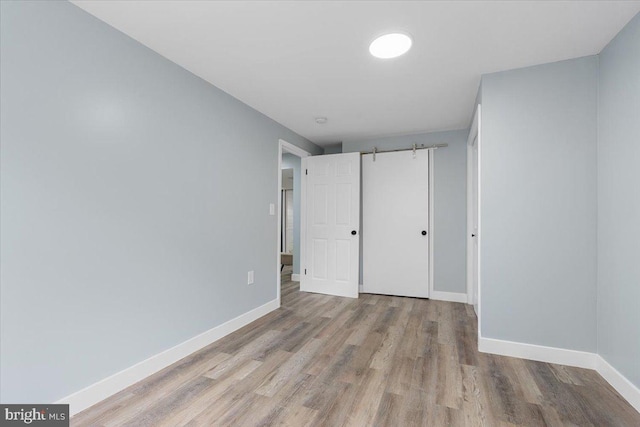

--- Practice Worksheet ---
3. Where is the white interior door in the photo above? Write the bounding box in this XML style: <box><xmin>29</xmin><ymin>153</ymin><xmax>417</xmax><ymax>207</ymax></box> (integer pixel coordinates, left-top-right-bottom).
<box><xmin>302</xmin><ymin>153</ymin><xmax>360</xmax><ymax>298</ymax></box>
<box><xmin>362</xmin><ymin>150</ymin><xmax>429</xmax><ymax>298</ymax></box>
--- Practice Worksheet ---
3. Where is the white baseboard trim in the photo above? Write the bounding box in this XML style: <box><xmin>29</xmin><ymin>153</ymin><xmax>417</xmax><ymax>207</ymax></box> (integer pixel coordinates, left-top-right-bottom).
<box><xmin>478</xmin><ymin>336</ymin><xmax>597</xmax><ymax>369</ymax></box>
<box><xmin>58</xmin><ymin>299</ymin><xmax>279</xmax><ymax>417</ymax></box>
<box><xmin>597</xmin><ymin>355</ymin><xmax>640</xmax><ymax>413</ymax></box>
<box><xmin>291</xmin><ymin>273</ymin><xmax>300</xmax><ymax>281</ymax></box>
<box><xmin>479</xmin><ymin>336</ymin><xmax>640</xmax><ymax>413</ymax></box>
<box><xmin>430</xmin><ymin>290</ymin><xmax>468</xmax><ymax>304</ymax></box>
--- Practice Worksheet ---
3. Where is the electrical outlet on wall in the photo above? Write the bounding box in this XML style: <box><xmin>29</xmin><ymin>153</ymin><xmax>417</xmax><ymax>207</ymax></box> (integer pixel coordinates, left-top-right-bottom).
<box><xmin>247</xmin><ymin>271</ymin><xmax>254</xmax><ymax>285</ymax></box>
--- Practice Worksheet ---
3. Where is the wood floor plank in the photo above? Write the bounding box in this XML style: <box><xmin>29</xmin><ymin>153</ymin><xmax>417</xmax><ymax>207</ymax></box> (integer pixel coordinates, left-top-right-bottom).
<box><xmin>314</xmin><ymin>305</ymin><xmax>354</xmax><ymax>339</ymax></box>
<box><xmin>304</xmin><ymin>325</ymin><xmax>353</xmax><ymax>377</ymax></box>
<box><xmin>184</xmin><ymin>351</ymin><xmax>292</xmax><ymax>426</ymax></box>
<box><xmin>72</xmin><ymin>273</ymin><xmax>640</xmax><ymax>427</ymax></box>
<box><xmin>372</xmin><ymin>391</ymin><xmax>404</xmax><ymax>426</ymax></box>
<box><xmin>274</xmin><ymin>405</ymin><xmax>318</xmax><ymax>427</ymax></box>
<box><xmin>397</xmin><ymin>387</ymin><xmax>428</xmax><ymax>426</ymax></box>
<box><xmin>549</xmin><ymin>363</ymin><xmax>585</xmax><ymax>386</ymax></box>
<box><xmin>68</xmin><ymin>391</ymin><xmax>134</xmax><ymax>427</ymax></box>
<box><xmin>161</xmin><ymin>360</ymin><xmax>263</xmax><ymax>426</ymax></box>
<box><xmin>527</xmin><ymin>360</ymin><xmax>596</xmax><ymax>426</ymax></box>
<box><xmin>343</xmin><ymin>368</ymin><xmax>388</xmax><ymax>427</ymax></box>
<box><xmin>253</xmin><ymin>337</ymin><xmax>323</xmax><ymax>397</ymax></box>
<box><xmin>269</xmin><ymin>372</ymin><xmax>316</xmax><ymax>410</ymax></box>
<box><xmin>80</xmin><ymin>352</ymin><xmax>232</xmax><ymax>427</ymax></box>
<box><xmin>436</xmin><ymin>343</ymin><xmax>463</xmax><ymax>409</ymax></box>
<box><xmin>120</xmin><ymin>376</ymin><xmax>215</xmax><ymax>427</ymax></box>
<box><xmin>205</xmin><ymin>330</ymin><xmax>280</xmax><ymax>380</ymax></box>
<box><xmin>509</xmin><ymin>357</ymin><xmax>545</xmax><ymax>405</ymax></box>
<box><xmin>384</xmin><ymin>355</ymin><xmax>414</xmax><ymax>396</ymax></box>
<box><xmin>436</xmin><ymin>301</ymin><xmax>457</xmax><ymax>346</ymax></box>
<box><xmin>426</xmin><ymin>404</ymin><xmax>466</xmax><ymax>427</ymax></box>
<box><xmin>311</xmin><ymin>382</ymin><xmax>358</xmax><ymax>427</ymax></box>
<box><xmin>219</xmin><ymin>393</ymin><xmax>285</xmax><ymax>427</ymax></box>
<box><xmin>461</xmin><ymin>364</ymin><xmax>493</xmax><ymax>427</ymax></box>
<box><xmin>479</xmin><ymin>354</ymin><xmax>548</xmax><ymax>426</ymax></box>
<box><xmin>338</xmin><ymin>330</ymin><xmax>384</xmax><ymax>384</ymax></box>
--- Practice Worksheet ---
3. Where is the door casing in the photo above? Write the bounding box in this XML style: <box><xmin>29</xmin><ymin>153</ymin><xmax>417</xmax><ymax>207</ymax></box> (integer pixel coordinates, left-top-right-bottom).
<box><xmin>277</xmin><ymin>139</ymin><xmax>311</xmax><ymax>307</ymax></box>
<box><xmin>466</xmin><ymin>105</ymin><xmax>482</xmax><ymax>319</ymax></box>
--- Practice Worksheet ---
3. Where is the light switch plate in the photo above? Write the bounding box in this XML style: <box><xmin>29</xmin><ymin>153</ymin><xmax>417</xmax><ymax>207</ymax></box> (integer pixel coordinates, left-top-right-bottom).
<box><xmin>269</xmin><ymin>203</ymin><xmax>275</xmax><ymax>215</ymax></box>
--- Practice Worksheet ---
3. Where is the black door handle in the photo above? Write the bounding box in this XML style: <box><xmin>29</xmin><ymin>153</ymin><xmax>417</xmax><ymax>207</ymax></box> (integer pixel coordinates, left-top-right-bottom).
<box><xmin>421</xmin><ymin>230</ymin><xmax>427</xmax><ymax>236</ymax></box>
<box><xmin>472</xmin><ymin>234</ymin><xmax>476</xmax><ymax>237</ymax></box>
<box><xmin>351</xmin><ymin>230</ymin><xmax>357</xmax><ymax>235</ymax></box>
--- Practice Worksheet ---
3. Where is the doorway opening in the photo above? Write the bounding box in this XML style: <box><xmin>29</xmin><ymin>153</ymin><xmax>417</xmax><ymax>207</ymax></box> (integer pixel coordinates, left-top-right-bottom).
<box><xmin>276</xmin><ymin>139</ymin><xmax>311</xmax><ymax>306</ymax></box>
<box><xmin>281</xmin><ymin>167</ymin><xmax>294</xmax><ymax>281</ymax></box>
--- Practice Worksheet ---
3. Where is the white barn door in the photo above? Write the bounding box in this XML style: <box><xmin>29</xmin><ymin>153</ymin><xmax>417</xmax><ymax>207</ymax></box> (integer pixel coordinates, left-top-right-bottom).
<box><xmin>362</xmin><ymin>150</ymin><xmax>429</xmax><ymax>298</ymax></box>
<box><xmin>301</xmin><ymin>153</ymin><xmax>360</xmax><ymax>298</ymax></box>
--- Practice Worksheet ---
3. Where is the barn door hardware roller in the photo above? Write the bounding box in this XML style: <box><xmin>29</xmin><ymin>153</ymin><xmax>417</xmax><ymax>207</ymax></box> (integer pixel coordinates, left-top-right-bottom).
<box><xmin>361</xmin><ymin>143</ymin><xmax>448</xmax><ymax>159</ymax></box>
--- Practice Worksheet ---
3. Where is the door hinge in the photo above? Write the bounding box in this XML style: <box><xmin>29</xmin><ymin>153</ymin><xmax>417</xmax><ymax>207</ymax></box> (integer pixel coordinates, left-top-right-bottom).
<box><xmin>305</xmin><ymin>169</ymin><xmax>308</xmax><ymax>175</ymax></box>
<box><xmin>304</xmin><ymin>269</ymin><xmax>307</xmax><ymax>275</ymax></box>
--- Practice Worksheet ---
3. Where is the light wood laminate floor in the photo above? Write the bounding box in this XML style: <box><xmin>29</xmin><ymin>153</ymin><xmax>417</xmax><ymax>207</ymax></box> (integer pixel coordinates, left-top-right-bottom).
<box><xmin>72</xmin><ymin>273</ymin><xmax>640</xmax><ymax>426</ymax></box>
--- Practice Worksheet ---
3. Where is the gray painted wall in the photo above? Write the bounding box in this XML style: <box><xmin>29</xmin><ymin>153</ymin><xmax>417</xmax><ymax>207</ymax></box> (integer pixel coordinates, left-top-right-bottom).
<box><xmin>281</xmin><ymin>154</ymin><xmax>301</xmax><ymax>275</ymax></box>
<box><xmin>597</xmin><ymin>13</ymin><xmax>640</xmax><ymax>388</ymax></box>
<box><xmin>480</xmin><ymin>56</ymin><xmax>598</xmax><ymax>352</ymax></box>
<box><xmin>323</xmin><ymin>143</ymin><xmax>343</xmax><ymax>154</ymax></box>
<box><xmin>0</xmin><ymin>1</ymin><xmax>321</xmax><ymax>403</ymax></box>
<box><xmin>343</xmin><ymin>130</ymin><xmax>468</xmax><ymax>294</ymax></box>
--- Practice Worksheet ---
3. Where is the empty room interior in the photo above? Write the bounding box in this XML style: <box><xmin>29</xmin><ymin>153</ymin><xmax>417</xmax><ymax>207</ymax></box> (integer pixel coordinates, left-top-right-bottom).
<box><xmin>2</xmin><ymin>1</ymin><xmax>640</xmax><ymax>426</ymax></box>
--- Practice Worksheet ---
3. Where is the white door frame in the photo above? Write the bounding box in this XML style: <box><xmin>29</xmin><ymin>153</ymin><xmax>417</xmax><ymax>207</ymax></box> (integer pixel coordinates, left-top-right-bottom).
<box><xmin>427</xmin><ymin>151</ymin><xmax>435</xmax><ymax>299</ymax></box>
<box><xmin>277</xmin><ymin>139</ymin><xmax>312</xmax><ymax>307</ymax></box>
<box><xmin>466</xmin><ymin>104</ymin><xmax>481</xmax><ymax>320</ymax></box>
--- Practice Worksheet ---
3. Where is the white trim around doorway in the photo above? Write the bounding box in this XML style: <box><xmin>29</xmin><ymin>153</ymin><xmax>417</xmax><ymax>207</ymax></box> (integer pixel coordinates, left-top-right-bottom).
<box><xmin>277</xmin><ymin>139</ymin><xmax>312</xmax><ymax>306</ymax></box>
<box><xmin>466</xmin><ymin>104</ymin><xmax>481</xmax><ymax>329</ymax></box>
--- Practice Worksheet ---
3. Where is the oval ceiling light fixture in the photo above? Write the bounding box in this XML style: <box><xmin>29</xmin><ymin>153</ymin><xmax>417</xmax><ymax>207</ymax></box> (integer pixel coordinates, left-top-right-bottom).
<box><xmin>315</xmin><ymin>117</ymin><xmax>328</xmax><ymax>125</ymax></box>
<box><xmin>369</xmin><ymin>32</ymin><xmax>412</xmax><ymax>59</ymax></box>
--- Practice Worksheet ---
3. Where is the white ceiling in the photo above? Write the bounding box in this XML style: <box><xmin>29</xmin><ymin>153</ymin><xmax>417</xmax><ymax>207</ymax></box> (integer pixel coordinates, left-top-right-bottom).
<box><xmin>71</xmin><ymin>1</ymin><xmax>640</xmax><ymax>146</ymax></box>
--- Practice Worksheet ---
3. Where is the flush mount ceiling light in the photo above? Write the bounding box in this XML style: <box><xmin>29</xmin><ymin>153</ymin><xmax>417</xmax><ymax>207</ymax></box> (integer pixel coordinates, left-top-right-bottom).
<box><xmin>315</xmin><ymin>117</ymin><xmax>328</xmax><ymax>125</ymax></box>
<box><xmin>369</xmin><ymin>33</ymin><xmax>412</xmax><ymax>59</ymax></box>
